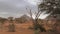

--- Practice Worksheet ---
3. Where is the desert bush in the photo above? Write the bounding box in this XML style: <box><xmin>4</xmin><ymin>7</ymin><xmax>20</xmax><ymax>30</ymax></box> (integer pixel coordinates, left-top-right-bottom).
<box><xmin>8</xmin><ymin>23</ymin><xmax>15</xmax><ymax>32</ymax></box>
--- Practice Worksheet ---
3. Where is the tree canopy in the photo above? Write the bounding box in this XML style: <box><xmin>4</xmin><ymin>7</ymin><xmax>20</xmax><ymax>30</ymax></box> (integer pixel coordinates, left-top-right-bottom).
<box><xmin>38</xmin><ymin>0</ymin><xmax>60</xmax><ymax>15</ymax></box>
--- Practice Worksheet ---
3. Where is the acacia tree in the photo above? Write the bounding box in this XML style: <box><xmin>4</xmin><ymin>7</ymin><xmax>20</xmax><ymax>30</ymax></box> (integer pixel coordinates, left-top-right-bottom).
<box><xmin>26</xmin><ymin>4</ymin><xmax>46</xmax><ymax>32</ymax></box>
<box><xmin>38</xmin><ymin>0</ymin><xmax>60</xmax><ymax>32</ymax></box>
<box><xmin>26</xmin><ymin>0</ymin><xmax>60</xmax><ymax>32</ymax></box>
<box><xmin>39</xmin><ymin>0</ymin><xmax>60</xmax><ymax>16</ymax></box>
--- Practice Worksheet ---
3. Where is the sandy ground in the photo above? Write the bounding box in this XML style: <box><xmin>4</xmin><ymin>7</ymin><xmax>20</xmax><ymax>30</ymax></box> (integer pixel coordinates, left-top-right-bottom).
<box><xmin>0</xmin><ymin>29</ymin><xmax>34</xmax><ymax>34</ymax></box>
<box><xmin>0</xmin><ymin>32</ymin><xmax>60</xmax><ymax>34</ymax></box>
<box><xmin>0</xmin><ymin>21</ymin><xmax>60</xmax><ymax>34</ymax></box>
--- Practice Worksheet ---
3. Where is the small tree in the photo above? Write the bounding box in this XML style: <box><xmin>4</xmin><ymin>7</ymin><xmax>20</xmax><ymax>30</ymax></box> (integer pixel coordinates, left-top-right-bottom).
<box><xmin>26</xmin><ymin>6</ymin><xmax>46</xmax><ymax>32</ymax></box>
<box><xmin>8</xmin><ymin>17</ymin><xmax>15</xmax><ymax>32</ymax></box>
<box><xmin>8</xmin><ymin>23</ymin><xmax>15</xmax><ymax>32</ymax></box>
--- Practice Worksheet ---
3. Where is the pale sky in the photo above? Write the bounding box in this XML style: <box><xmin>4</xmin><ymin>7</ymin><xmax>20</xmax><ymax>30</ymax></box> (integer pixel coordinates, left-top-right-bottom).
<box><xmin>0</xmin><ymin>0</ymin><xmax>49</xmax><ymax>19</ymax></box>
<box><xmin>0</xmin><ymin>0</ymin><xmax>39</xmax><ymax>18</ymax></box>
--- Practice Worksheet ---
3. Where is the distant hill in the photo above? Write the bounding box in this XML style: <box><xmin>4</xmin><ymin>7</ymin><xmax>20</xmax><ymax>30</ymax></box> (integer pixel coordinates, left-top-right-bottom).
<box><xmin>15</xmin><ymin>15</ymin><xmax>31</xmax><ymax>23</ymax></box>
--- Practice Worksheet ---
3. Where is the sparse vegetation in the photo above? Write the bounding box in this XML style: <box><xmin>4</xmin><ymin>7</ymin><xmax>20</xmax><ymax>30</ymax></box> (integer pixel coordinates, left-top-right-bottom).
<box><xmin>0</xmin><ymin>0</ymin><xmax>59</xmax><ymax>33</ymax></box>
<box><xmin>15</xmin><ymin>15</ymin><xmax>30</xmax><ymax>23</ymax></box>
<box><xmin>8</xmin><ymin>17</ymin><xmax>15</xmax><ymax>32</ymax></box>
<box><xmin>8</xmin><ymin>23</ymin><xmax>15</xmax><ymax>32</ymax></box>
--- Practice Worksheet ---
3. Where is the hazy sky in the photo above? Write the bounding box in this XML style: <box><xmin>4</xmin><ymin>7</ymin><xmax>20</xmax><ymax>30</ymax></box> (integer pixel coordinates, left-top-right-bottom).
<box><xmin>0</xmin><ymin>0</ymin><xmax>49</xmax><ymax>19</ymax></box>
<box><xmin>0</xmin><ymin>0</ymin><xmax>39</xmax><ymax>18</ymax></box>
